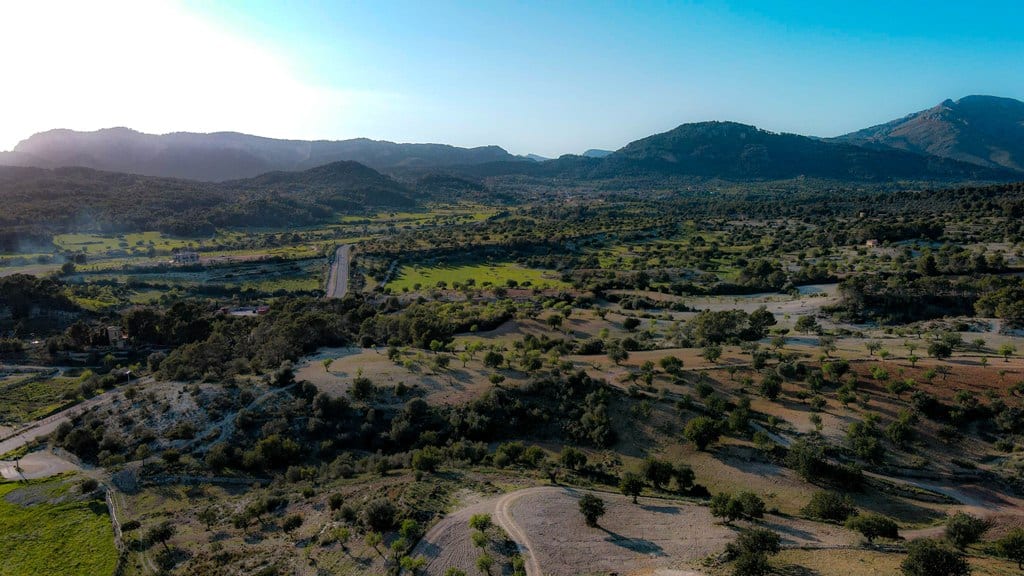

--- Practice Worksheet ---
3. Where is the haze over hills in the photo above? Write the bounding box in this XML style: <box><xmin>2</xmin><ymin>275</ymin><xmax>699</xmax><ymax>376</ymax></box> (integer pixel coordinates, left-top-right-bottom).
<box><xmin>0</xmin><ymin>160</ymin><xmax>416</xmax><ymax>247</ymax></box>
<box><xmin>7</xmin><ymin>128</ymin><xmax>521</xmax><ymax>181</ymax></box>
<box><xmin>4</xmin><ymin>96</ymin><xmax>1023</xmax><ymax>183</ymax></box>
<box><xmin>834</xmin><ymin>95</ymin><xmax>1024</xmax><ymax>172</ymax></box>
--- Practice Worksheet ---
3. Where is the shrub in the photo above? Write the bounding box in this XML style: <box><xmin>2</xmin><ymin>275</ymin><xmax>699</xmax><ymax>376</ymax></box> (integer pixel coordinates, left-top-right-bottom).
<box><xmin>469</xmin><ymin>514</ymin><xmax>492</xmax><ymax>532</ymax></box>
<box><xmin>711</xmin><ymin>492</ymin><xmax>763</xmax><ymax>523</ymax></box>
<box><xmin>361</xmin><ymin>498</ymin><xmax>396</xmax><ymax>532</ymax></box>
<box><xmin>996</xmin><ymin>528</ymin><xmax>1024</xmax><ymax>569</ymax></box>
<box><xmin>578</xmin><ymin>493</ymin><xmax>606</xmax><ymax>527</ymax></box>
<box><xmin>945</xmin><ymin>511</ymin><xmax>989</xmax><ymax>549</ymax></box>
<box><xmin>684</xmin><ymin>416</ymin><xmax>721</xmax><ymax>450</ymax></box>
<box><xmin>802</xmin><ymin>491</ymin><xmax>856</xmax><ymax>522</ymax></box>
<box><xmin>845</xmin><ymin>514</ymin><xmax>899</xmax><ymax>542</ymax></box>
<box><xmin>619</xmin><ymin>472</ymin><xmax>644</xmax><ymax>503</ymax></box>
<box><xmin>412</xmin><ymin>446</ymin><xmax>443</xmax><ymax>473</ymax></box>
<box><xmin>736</xmin><ymin>491</ymin><xmax>766</xmax><ymax>519</ymax></box>
<box><xmin>901</xmin><ymin>538</ymin><xmax>970</xmax><ymax>576</ymax></box>
<box><xmin>732</xmin><ymin>550</ymin><xmax>771</xmax><ymax>576</ymax></box>
<box><xmin>727</xmin><ymin>528</ymin><xmax>781</xmax><ymax>557</ymax></box>
<box><xmin>641</xmin><ymin>457</ymin><xmax>674</xmax><ymax>490</ymax></box>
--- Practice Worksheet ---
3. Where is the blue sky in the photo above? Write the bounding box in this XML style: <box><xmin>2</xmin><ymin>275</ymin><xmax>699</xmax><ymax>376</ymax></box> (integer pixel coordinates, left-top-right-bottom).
<box><xmin>4</xmin><ymin>1</ymin><xmax>1024</xmax><ymax>155</ymax></box>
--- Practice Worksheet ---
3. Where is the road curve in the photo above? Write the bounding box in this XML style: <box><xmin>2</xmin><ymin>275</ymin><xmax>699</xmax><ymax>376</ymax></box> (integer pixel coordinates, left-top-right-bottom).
<box><xmin>493</xmin><ymin>487</ymin><xmax>547</xmax><ymax>576</ymax></box>
<box><xmin>325</xmin><ymin>244</ymin><xmax>352</xmax><ymax>299</ymax></box>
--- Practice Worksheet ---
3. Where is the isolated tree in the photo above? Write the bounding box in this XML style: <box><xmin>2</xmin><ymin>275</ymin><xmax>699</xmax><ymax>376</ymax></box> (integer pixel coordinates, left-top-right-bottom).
<box><xmin>702</xmin><ymin>344</ymin><xmax>723</xmax><ymax>364</ymax></box>
<box><xmin>469</xmin><ymin>514</ymin><xmax>492</xmax><ymax>532</ymax></box>
<box><xmin>146</xmin><ymin>521</ymin><xmax>175</xmax><ymax>551</ymax></box>
<box><xmin>322</xmin><ymin>358</ymin><xmax>333</xmax><ymax>372</ymax></box>
<box><xmin>619</xmin><ymin>472</ymin><xmax>644</xmax><ymax>503</ymax></box>
<box><xmin>365</xmin><ymin>531</ymin><xmax>384</xmax><ymax>559</ymax></box>
<box><xmin>543</xmin><ymin>313</ymin><xmax>563</xmax><ymax>332</ymax></box>
<box><xmin>1001</xmin><ymin>344</ymin><xmax>1017</xmax><ymax>362</ymax></box>
<box><xmin>794</xmin><ymin>315</ymin><xmax>820</xmax><ymax>334</ymax></box>
<box><xmin>802</xmin><ymin>491</ymin><xmax>856</xmax><ymax>522</ymax></box>
<box><xmin>471</xmin><ymin>530</ymin><xmax>488</xmax><ymax>549</ymax></box>
<box><xmin>845</xmin><ymin>514</ymin><xmax>899</xmax><ymax>543</ymax></box>
<box><xmin>684</xmin><ymin>416</ymin><xmax>721</xmax><ymax>451</ymax></box>
<box><xmin>476</xmin><ymin>554</ymin><xmax>494</xmax><ymax>575</ymax></box>
<box><xmin>866</xmin><ymin>341</ymin><xmax>882</xmax><ymax>356</ymax></box>
<box><xmin>578</xmin><ymin>493</ymin><xmax>606</xmax><ymax>527</ymax></box>
<box><xmin>996</xmin><ymin>528</ymin><xmax>1024</xmax><ymax>569</ymax></box>
<box><xmin>901</xmin><ymin>538</ymin><xmax>970</xmax><ymax>576</ymax></box>
<box><xmin>444</xmin><ymin>570</ymin><xmax>467</xmax><ymax>576</ymax></box>
<box><xmin>735</xmin><ymin>491</ymin><xmax>765</xmax><ymax>519</ymax></box>
<box><xmin>928</xmin><ymin>341</ymin><xmax>953</xmax><ymax>360</ymax></box>
<box><xmin>659</xmin><ymin>355</ymin><xmax>684</xmax><ymax>375</ymax></box>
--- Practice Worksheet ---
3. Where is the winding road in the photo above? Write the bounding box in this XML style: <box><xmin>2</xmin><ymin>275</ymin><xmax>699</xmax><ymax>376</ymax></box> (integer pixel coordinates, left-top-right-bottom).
<box><xmin>325</xmin><ymin>244</ymin><xmax>352</xmax><ymax>299</ymax></box>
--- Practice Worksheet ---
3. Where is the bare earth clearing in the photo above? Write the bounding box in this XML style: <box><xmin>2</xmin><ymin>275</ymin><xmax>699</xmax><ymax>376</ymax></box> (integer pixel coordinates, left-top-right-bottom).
<box><xmin>416</xmin><ymin>486</ymin><xmax>858</xmax><ymax>576</ymax></box>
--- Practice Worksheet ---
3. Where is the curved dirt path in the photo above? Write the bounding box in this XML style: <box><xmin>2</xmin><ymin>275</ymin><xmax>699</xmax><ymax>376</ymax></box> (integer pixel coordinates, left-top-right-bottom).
<box><xmin>493</xmin><ymin>487</ymin><xmax>547</xmax><ymax>576</ymax></box>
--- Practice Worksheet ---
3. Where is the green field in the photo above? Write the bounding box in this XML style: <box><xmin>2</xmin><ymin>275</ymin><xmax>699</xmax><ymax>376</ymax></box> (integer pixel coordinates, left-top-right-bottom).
<box><xmin>389</xmin><ymin>262</ymin><xmax>569</xmax><ymax>291</ymax></box>
<box><xmin>0</xmin><ymin>377</ymin><xmax>80</xmax><ymax>425</ymax></box>
<box><xmin>0</xmin><ymin>477</ymin><xmax>117</xmax><ymax>576</ymax></box>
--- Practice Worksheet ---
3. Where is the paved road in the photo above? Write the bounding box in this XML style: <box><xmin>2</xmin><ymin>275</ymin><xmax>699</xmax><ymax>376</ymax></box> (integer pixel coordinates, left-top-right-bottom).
<box><xmin>325</xmin><ymin>244</ymin><xmax>352</xmax><ymax>299</ymax></box>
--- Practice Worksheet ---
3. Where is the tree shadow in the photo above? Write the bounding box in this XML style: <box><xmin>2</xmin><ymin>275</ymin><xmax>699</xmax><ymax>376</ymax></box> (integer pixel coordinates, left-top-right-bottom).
<box><xmin>598</xmin><ymin>526</ymin><xmax>666</xmax><ymax>556</ymax></box>
<box><xmin>775</xmin><ymin>564</ymin><xmax>823</xmax><ymax>576</ymax></box>
<box><xmin>761</xmin><ymin>518</ymin><xmax>820</xmax><ymax>545</ymax></box>
<box><xmin>639</xmin><ymin>503</ymin><xmax>681</xmax><ymax>515</ymax></box>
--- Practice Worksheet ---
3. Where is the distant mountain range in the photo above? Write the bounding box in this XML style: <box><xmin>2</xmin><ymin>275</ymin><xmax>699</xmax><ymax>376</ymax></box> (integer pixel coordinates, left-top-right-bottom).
<box><xmin>6</xmin><ymin>128</ymin><xmax>522</xmax><ymax>181</ymax></box>
<box><xmin>834</xmin><ymin>95</ymin><xmax>1024</xmax><ymax>172</ymax></box>
<box><xmin>3</xmin><ymin>95</ymin><xmax>1022</xmax><ymax>183</ymax></box>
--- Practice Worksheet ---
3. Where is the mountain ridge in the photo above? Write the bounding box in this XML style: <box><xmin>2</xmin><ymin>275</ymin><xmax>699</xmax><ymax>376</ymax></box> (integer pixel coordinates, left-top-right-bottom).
<box><xmin>8</xmin><ymin>128</ymin><xmax>522</xmax><ymax>181</ymax></box>
<box><xmin>833</xmin><ymin>95</ymin><xmax>1024</xmax><ymax>172</ymax></box>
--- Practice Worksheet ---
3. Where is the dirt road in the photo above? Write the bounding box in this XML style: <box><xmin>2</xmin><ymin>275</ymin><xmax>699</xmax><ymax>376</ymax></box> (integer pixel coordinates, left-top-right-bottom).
<box><xmin>325</xmin><ymin>244</ymin><xmax>352</xmax><ymax>299</ymax></box>
<box><xmin>494</xmin><ymin>488</ymin><xmax>546</xmax><ymax>576</ymax></box>
<box><xmin>0</xmin><ymin>389</ymin><xmax>117</xmax><ymax>455</ymax></box>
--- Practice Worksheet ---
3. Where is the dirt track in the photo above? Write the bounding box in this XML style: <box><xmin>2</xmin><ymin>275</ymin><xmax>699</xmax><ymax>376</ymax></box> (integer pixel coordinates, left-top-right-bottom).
<box><xmin>0</xmin><ymin>390</ymin><xmax>117</xmax><ymax>455</ymax></box>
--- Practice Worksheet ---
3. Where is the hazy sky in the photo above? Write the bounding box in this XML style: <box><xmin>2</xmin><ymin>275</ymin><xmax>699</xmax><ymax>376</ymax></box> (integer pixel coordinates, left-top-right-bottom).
<box><xmin>3</xmin><ymin>0</ymin><xmax>1023</xmax><ymax>156</ymax></box>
